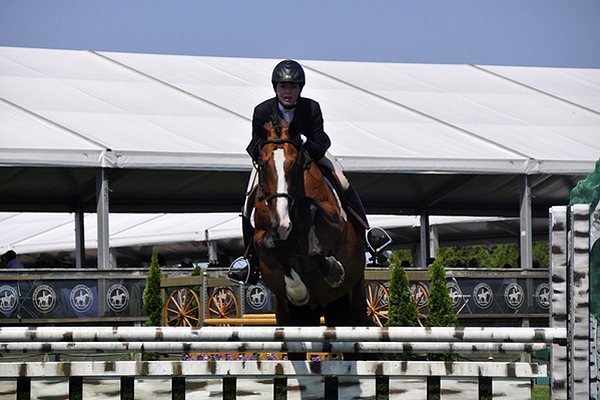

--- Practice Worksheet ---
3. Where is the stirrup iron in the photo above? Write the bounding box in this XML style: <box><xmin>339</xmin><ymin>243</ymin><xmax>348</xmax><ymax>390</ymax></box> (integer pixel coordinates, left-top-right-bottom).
<box><xmin>365</xmin><ymin>226</ymin><xmax>392</xmax><ymax>254</ymax></box>
<box><xmin>227</xmin><ymin>256</ymin><xmax>251</xmax><ymax>285</ymax></box>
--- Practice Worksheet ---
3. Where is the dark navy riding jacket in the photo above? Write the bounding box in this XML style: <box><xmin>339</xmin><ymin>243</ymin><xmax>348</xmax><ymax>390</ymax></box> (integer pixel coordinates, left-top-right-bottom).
<box><xmin>246</xmin><ymin>97</ymin><xmax>331</xmax><ymax>163</ymax></box>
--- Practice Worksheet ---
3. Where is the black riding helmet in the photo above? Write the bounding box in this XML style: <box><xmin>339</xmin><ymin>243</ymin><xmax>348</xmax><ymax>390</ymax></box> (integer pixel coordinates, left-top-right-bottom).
<box><xmin>271</xmin><ymin>60</ymin><xmax>305</xmax><ymax>91</ymax></box>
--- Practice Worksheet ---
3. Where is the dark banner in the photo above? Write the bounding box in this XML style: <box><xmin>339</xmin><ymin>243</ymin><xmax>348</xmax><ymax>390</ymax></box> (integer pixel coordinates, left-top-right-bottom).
<box><xmin>0</xmin><ymin>279</ymin><xmax>146</xmax><ymax>320</ymax></box>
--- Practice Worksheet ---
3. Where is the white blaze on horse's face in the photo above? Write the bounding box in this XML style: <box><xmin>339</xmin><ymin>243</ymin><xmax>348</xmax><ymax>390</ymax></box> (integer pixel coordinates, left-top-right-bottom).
<box><xmin>273</xmin><ymin>148</ymin><xmax>293</xmax><ymax>240</ymax></box>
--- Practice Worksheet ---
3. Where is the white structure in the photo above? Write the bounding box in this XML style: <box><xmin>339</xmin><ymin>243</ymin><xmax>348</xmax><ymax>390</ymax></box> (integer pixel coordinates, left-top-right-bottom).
<box><xmin>1</xmin><ymin>47</ymin><xmax>599</xmax><ymax>268</ymax></box>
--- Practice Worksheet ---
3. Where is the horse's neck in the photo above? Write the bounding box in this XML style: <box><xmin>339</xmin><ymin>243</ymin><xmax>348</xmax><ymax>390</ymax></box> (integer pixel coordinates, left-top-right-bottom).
<box><xmin>304</xmin><ymin>162</ymin><xmax>339</xmax><ymax>203</ymax></box>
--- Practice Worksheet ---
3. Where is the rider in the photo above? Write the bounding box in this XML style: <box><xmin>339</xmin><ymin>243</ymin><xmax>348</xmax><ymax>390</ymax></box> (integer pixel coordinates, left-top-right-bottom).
<box><xmin>228</xmin><ymin>59</ymin><xmax>391</xmax><ymax>285</ymax></box>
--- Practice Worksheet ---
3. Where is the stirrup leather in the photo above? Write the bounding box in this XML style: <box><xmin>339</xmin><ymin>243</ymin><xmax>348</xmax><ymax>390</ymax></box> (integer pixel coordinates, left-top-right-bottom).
<box><xmin>365</xmin><ymin>226</ymin><xmax>392</xmax><ymax>254</ymax></box>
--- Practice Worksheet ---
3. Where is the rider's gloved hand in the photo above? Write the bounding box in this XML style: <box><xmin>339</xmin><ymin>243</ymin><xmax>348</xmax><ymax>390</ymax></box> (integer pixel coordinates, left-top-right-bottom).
<box><xmin>300</xmin><ymin>134</ymin><xmax>307</xmax><ymax>144</ymax></box>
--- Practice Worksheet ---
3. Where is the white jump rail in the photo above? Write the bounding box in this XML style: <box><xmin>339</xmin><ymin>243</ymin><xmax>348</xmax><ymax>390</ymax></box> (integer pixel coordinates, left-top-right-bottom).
<box><xmin>0</xmin><ymin>341</ymin><xmax>548</xmax><ymax>354</ymax></box>
<box><xmin>0</xmin><ymin>326</ymin><xmax>557</xmax><ymax>400</ymax></box>
<box><xmin>0</xmin><ymin>325</ymin><xmax>566</xmax><ymax>342</ymax></box>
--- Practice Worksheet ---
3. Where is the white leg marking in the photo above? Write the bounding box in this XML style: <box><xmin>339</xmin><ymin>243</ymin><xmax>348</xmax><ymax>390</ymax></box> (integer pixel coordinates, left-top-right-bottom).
<box><xmin>284</xmin><ymin>269</ymin><xmax>309</xmax><ymax>306</ymax></box>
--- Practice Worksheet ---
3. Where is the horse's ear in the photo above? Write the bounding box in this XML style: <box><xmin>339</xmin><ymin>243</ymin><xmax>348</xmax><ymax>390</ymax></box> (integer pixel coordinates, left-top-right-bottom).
<box><xmin>260</xmin><ymin>121</ymin><xmax>273</xmax><ymax>139</ymax></box>
<box><xmin>270</xmin><ymin>112</ymin><xmax>280</xmax><ymax>127</ymax></box>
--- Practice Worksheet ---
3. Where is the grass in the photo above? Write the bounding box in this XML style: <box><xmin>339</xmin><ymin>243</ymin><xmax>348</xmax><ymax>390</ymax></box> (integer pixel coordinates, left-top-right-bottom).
<box><xmin>532</xmin><ymin>383</ymin><xmax>550</xmax><ymax>400</ymax></box>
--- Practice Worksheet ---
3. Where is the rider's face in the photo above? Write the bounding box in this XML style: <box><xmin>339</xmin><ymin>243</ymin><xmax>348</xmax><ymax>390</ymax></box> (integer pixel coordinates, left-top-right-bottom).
<box><xmin>276</xmin><ymin>82</ymin><xmax>300</xmax><ymax>108</ymax></box>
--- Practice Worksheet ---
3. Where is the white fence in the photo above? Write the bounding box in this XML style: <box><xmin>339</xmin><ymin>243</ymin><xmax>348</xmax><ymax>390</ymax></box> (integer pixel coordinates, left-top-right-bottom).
<box><xmin>0</xmin><ymin>202</ymin><xmax>597</xmax><ymax>399</ymax></box>
<box><xmin>0</xmin><ymin>325</ymin><xmax>557</xmax><ymax>399</ymax></box>
<box><xmin>0</xmin><ymin>326</ymin><xmax>553</xmax><ymax>399</ymax></box>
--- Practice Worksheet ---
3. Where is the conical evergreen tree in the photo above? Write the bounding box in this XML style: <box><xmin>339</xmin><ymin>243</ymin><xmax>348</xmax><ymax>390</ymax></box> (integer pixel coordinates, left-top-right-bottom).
<box><xmin>424</xmin><ymin>258</ymin><xmax>458</xmax><ymax>328</ymax></box>
<box><xmin>387</xmin><ymin>256</ymin><xmax>419</xmax><ymax>328</ymax></box>
<box><xmin>387</xmin><ymin>254</ymin><xmax>420</xmax><ymax>360</ymax></box>
<box><xmin>143</xmin><ymin>247</ymin><xmax>163</xmax><ymax>361</ymax></box>
<box><xmin>425</xmin><ymin>258</ymin><xmax>458</xmax><ymax>361</ymax></box>
<box><xmin>143</xmin><ymin>247</ymin><xmax>163</xmax><ymax>327</ymax></box>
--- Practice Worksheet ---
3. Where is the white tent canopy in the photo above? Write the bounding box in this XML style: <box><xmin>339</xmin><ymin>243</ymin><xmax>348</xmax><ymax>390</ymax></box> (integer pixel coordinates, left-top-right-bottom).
<box><xmin>1</xmin><ymin>47</ymin><xmax>598</xmax><ymax>268</ymax></box>
<box><xmin>1</xmin><ymin>47</ymin><xmax>598</xmax><ymax>174</ymax></box>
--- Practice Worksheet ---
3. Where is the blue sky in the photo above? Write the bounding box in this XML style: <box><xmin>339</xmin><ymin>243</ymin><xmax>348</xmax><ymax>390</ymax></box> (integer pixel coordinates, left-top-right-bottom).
<box><xmin>1</xmin><ymin>0</ymin><xmax>599</xmax><ymax>68</ymax></box>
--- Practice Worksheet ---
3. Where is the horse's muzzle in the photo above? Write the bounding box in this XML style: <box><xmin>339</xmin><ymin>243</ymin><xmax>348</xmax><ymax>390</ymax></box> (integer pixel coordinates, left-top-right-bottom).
<box><xmin>271</xmin><ymin>218</ymin><xmax>292</xmax><ymax>241</ymax></box>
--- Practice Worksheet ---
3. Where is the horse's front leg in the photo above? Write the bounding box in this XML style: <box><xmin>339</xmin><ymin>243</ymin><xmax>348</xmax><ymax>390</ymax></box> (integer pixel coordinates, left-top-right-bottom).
<box><xmin>298</xmin><ymin>198</ymin><xmax>345</xmax><ymax>288</ymax></box>
<box><xmin>257</xmin><ymin>229</ymin><xmax>310</xmax><ymax>306</ymax></box>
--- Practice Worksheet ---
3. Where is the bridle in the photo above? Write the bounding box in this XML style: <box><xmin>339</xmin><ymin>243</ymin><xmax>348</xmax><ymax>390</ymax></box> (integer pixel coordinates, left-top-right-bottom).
<box><xmin>256</xmin><ymin>137</ymin><xmax>311</xmax><ymax>208</ymax></box>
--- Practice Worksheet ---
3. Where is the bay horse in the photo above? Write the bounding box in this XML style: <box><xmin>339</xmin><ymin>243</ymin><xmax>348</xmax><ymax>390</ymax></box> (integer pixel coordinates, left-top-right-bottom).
<box><xmin>252</xmin><ymin>116</ymin><xmax>368</xmax><ymax>329</ymax></box>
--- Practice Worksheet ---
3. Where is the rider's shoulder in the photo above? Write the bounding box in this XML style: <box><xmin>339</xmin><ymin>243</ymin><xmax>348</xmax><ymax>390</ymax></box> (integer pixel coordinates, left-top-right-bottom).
<box><xmin>253</xmin><ymin>97</ymin><xmax>277</xmax><ymax>115</ymax></box>
<box><xmin>298</xmin><ymin>97</ymin><xmax>318</xmax><ymax>106</ymax></box>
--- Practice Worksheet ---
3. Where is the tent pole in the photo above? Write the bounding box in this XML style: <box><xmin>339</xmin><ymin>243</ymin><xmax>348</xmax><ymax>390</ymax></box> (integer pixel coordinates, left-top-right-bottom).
<box><xmin>96</xmin><ymin>169</ymin><xmax>110</xmax><ymax>270</ymax></box>
<box><xmin>519</xmin><ymin>175</ymin><xmax>534</xmax><ymax>348</ymax></box>
<box><xmin>208</xmin><ymin>240</ymin><xmax>218</xmax><ymax>265</ymax></box>
<box><xmin>519</xmin><ymin>175</ymin><xmax>533</xmax><ymax>270</ymax></box>
<box><xmin>419</xmin><ymin>209</ymin><xmax>430</xmax><ymax>269</ymax></box>
<box><xmin>74</xmin><ymin>205</ymin><xmax>85</xmax><ymax>268</ymax></box>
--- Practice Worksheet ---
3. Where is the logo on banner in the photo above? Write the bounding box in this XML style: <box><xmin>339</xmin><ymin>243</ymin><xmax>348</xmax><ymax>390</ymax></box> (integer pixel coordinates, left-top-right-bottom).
<box><xmin>446</xmin><ymin>280</ymin><xmax>463</xmax><ymax>309</ymax></box>
<box><xmin>33</xmin><ymin>284</ymin><xmax>56</xmax><ymax>313</ymax></box>
<box><xmin>106</xmin><ymin>284</ymin><xmax>129</xmax><ymax>312</ymax></box>
<box><xmin>504</xmin><ymin>283</ymin><xmax>525</xmax><ymax>309</ymax></box>
<box><xmin>535</xmin><ymin>283</ymin><xmax>550</xmax><ymax>309</ymax></box>
<box><xmin>473</xmin><ymin>283</ymin><xmax>493</xmax><ymax>309</ymax></box>
<box><xmin>0</xmin><ymin>285</ymin><xmax>18</xmax><ymax>313</ymax></box>
<box><xmin>70</xmin><ymin>284</ymin><xmax>93</xmax><ymax>312</ymax></box>
<box><xmin>246</xmin><ymin>283</ymin><xmax>268</xmax><ymax>311</ymax></box>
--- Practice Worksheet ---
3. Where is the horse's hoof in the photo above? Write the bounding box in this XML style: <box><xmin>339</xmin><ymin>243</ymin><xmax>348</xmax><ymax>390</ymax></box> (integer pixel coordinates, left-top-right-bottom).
<box><xmin>324</xmin><ymin>256</ymin><xmax>345</xmax><ymax>288</ymax></box>
<box><xmin>287</xmin><ymin>292</ymin><xmax>310</xmax><ymax>306</ymax></box>
<box><xmin>285</xmin><ymin>270</ymin><xmax>310</xmax><ymax>306</ymax></box>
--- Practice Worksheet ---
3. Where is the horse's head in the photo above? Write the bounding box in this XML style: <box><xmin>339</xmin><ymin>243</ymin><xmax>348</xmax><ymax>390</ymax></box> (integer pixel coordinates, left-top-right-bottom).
<box><xmin>256</xmin><ymin>118</ymin><xmax>304</xmax><ymax>241</ymax></box>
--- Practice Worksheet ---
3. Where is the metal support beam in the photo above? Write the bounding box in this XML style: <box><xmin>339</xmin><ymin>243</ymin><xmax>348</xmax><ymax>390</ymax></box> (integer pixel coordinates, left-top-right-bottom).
<box><xmin>430</xmin><ymin>224</ymin><xmax>439</xmax><ymax>261</ymax></box>
<box><xmin>419</xmin><ymin>210</ymin><xmax>430</xmax><ymax>269</ymax></box>
<box><xmin>207</xmin><ymin>238</ymin><xmax>217</xmax><ymax>265</ymax></box>
<box><xmin>74</xmin><ymin>205</ymin><xmax>85</xmax><ymax>268</ymax></box>
<box><xmin>519</xmin><ymin>175</ymin><xmax>532</xmax><ymax>269</ymax></box>
<box><xmin>96</xmin><ymin>169</ymin><xmax>110</xmax><ymax>270</ymax></box>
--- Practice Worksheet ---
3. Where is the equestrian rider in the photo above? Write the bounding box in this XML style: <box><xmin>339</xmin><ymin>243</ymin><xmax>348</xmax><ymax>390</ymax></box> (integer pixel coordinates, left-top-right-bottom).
<box><xmin>228</xmin><ymin>59</ymin><xmax>390</xmax><ymax>285</ymax></box>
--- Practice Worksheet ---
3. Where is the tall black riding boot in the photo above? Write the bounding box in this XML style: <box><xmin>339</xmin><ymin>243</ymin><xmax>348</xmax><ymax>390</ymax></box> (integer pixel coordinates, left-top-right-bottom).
<box><xmin>227</xmin><ymin>216</ymin><xmax>260</xmax><ymax>285</ymax></box>
<box><xmin>344</xmin><ymin>185</ymin><xmax>392</xmax><ymax>255</ymax></box>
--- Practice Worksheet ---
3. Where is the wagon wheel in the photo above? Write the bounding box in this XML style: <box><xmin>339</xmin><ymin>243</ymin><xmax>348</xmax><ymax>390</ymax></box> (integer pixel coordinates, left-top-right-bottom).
<box><xmin>206</xmin><ymin>287</ymin><xmax>239</xmax><ymax>326</ymax></box>
<box><xmin>409</xmin><ymin>282</ymin><xmax>429</xmax><ymax>327</ymax></box>
<box><xmin>164</xmin><ymin>287</ymin><xmax>201</xmax><ymax>327</ymax></box>
<box><xmin>365</xmin><ymin>280</ymin><xmax>389</xmax><ymax>327</ymax></box>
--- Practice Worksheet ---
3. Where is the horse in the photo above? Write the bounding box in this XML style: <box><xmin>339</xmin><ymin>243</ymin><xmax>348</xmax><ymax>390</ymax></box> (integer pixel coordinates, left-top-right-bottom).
<box><xmin>251</xmin><ymin>116</ymin><xmax>368</xmax><ymax>330</ymax></box>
